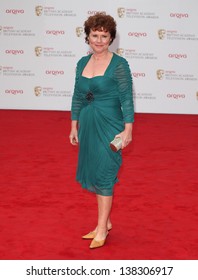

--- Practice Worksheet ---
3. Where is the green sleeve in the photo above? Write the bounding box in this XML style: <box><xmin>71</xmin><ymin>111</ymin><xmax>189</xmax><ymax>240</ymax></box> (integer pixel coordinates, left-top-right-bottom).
<box><xmin>71</xmin><ymin>60</ymin><xmax>83</xmax><ymax>120</ymax></box>
<box><xmin>115</xmin><ymin>58</ymin><xmax>134</xmax><ymax>123</ymax></box>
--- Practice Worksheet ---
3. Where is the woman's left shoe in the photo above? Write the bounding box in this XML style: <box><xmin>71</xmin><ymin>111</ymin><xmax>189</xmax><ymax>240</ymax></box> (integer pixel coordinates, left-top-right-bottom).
<box><xmin>89</xmin><ymin>233</ymin><xmax>108</xmax><ymax>249</ymax></box>
<box><xmin>82</xmin><ymin>225</ymin><xmax>112</xmax><ymax>240</ymax></box>
<box><xmin>82</xmin><ymin>231</ymin><xmax>96</xmax><ymax>239</ymax></box>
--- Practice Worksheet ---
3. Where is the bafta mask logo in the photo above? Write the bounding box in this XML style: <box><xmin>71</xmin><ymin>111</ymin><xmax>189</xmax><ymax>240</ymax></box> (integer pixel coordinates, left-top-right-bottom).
<box><xmin>116</xmin><ymin>48</ymin><xmax>125</xmax><ymax>57</ymax></box>
<box><xmin>0</xmin><ymin>26</ymin><xmax>2</xmax><ymax>35</ymax></box>
<box><xmin>35</xmin><ymin>46</ymin><xmax>42</xmax><ymax>57</ymax></box>
<box><xmin>0</xmin><ymin>65</ymin><xmax>2</xmax><ymax>75</ymax></box>
<box><xmin>35</xmin><ymin>6</ymin><xmax>43</xmax><ymax>16</ymax></box>
<box><xmin>117</xmin><ymin>7</ymin><xmax>125</xmax><ymax>18</ymax></box>
<box><xmin>76</xmin><ymin>27</ymin><xmax>83</xmax><ymax>37</ymax></box>
<box><xmin>156</xmin><ymin>69</ymin><xmax>164</xmax><ymax>80</ymax></box>
<box><xmin>34</xmin><ymin>86</ymin><xmax>42</xmax><ymax>97</ymax></box>
<box><xmin>158</xmin><ymin>29</ymin><xmax>166</xmax><ymax>40</ymax></box>
<box><xmin>196</xmin><ymin>92</ymin><xmax>198</xmax><ymax>100</ymax></box>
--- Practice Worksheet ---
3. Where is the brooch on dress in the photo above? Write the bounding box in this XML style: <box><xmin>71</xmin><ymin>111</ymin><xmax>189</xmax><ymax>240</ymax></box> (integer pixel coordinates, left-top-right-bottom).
<box><xmin>86</xmin><ymin>92</ymin><xmax>94</xmax><ymax>103</ymax></box>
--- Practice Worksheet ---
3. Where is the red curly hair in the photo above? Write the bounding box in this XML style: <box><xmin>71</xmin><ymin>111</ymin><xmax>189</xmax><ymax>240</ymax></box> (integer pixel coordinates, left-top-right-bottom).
<box><xmin>84</xmin><ymin>12</ymin><xmax>117</xmax><ymax>45</ymax></box>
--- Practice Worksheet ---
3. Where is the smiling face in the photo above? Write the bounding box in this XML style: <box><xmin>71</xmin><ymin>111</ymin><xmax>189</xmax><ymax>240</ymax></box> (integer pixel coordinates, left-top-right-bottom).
<box><xmin>88</xmin><ymin>29</ymin><xmax>112</xmax><ymax>54</ymax></box>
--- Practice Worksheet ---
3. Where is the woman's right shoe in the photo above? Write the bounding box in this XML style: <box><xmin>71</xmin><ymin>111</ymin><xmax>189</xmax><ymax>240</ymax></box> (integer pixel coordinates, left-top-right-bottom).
<box><xmin>89</xmin><ymin>232</ymin><xmax>109</xmax><ymax>249</ymax></box>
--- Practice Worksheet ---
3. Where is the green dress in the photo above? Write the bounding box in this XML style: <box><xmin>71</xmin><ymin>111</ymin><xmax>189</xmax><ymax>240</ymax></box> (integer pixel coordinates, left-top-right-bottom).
<box><xmin>71</xmin><ymin>53</ymin><xmax>134</xmax><ymax>196</ymax></box>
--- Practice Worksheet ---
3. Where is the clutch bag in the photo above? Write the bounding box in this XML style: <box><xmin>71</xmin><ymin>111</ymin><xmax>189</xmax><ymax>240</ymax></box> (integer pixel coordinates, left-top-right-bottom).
<box><xmin>110</xmin><ymin>137</ymin><xmax>122</xmax><ymax>152</ymax></box>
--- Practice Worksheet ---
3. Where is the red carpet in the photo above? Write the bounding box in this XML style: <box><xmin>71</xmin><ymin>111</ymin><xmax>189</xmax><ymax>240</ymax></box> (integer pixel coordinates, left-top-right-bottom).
<box><xmin>0</xmin><ymin>110</ymin><xmax>197</xmax><ymax>260</ymax></box>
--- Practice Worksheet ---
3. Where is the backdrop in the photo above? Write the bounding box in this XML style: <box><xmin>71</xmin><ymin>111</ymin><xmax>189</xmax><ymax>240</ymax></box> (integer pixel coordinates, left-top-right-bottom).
<box><xmin>0</xmin><ymin>0</ymin><xmax>198</xmax><ymax>114</ymax></box>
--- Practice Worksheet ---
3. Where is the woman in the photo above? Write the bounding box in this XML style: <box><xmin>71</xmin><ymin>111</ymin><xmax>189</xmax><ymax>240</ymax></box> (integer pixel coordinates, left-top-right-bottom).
<box><xmin>69</xmin><ymin>13</ymin><xmax>134</xmax><ymax>249</ymax></box>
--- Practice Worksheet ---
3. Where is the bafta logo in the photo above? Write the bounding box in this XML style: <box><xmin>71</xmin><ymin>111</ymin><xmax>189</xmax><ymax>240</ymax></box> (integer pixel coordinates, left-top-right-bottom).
<box><xmin>75</xmin><ymin>27</ymin><xmax>83</xmax><ymax>37</ymax></box>
<box><xmin>156</xmin><ymin>69</ymin><xmax>164</xmax><ymax>80</ymax></box>
<box><xmin>117</xmin><ymin>7</ymin><xmax>125</xmax><ymax>18</ymax></box>
<box><xmin>116</xmin><ymin>48</ymin><xmax>124</xmax><ymax>57</ymax></box>
<box><xmin>35</xmin><ymin>46</ymin><xmax>42</xmax><ymax>57</ymax></box>
<box><xmin>34</xmin><ymin>86</ymin><xmax>42</xmax><ymax>97</ymax></box>
<box><xmin>158</xmin><ymin>29</ymin><xmax>166</xmax><ymax>40</ymax></box>
<box><xmin>35</xmin><ymin>6</ymin><xmax>43</xmax><ymax>16</ymax></box>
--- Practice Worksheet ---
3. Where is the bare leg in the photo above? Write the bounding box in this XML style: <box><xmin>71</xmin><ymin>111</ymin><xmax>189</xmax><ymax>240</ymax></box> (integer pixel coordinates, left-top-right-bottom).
<box><xmin>94</xmin><ymin>194</ymin><xmax>113</xmax><ymax>241</ymax></box>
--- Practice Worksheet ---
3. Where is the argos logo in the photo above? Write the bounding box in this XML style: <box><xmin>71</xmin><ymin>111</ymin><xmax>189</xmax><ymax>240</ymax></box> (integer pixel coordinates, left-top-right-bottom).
<box><xmin>46</xmin><ymin>70</ymin><xmax>64</xmax><ymax>75</ymax></box>
<box><xmin>6</xmin><ymin>9</ymin><xmax>24</xmax><ymax>15</ymax></box>
<box><xmin>128</xmin><ymin>32</ymin><xmax>147</xmax><ymax>37</ymax></box>
<box><xmin>5</xmin><ymin>89</ymin><xmax>23</xmax><ymax>95</ymax></box>
<box><xmin>132</xmin><ymin>72</ymin><xmax>146</xmax><ymax>78</ymax></box>
<box><xmin>5</xmin><ymin>49</ymin><xmax>24</xmax><ymax>55</ymax></box>
<box><xmin>87</xmin><ymin>11</ymin><xmax>106</xmax><ymax>15</ymax></box>
<box><xmin>167</xmin><ymin>93</ymin><xmax>185</xmax><ymax>99</ymax></box>
<box><xmin>170</xmin><ymin>13</ymin><xmax>189</xmax><ymax>19</ymax></box>
<box><xmin>168</xmin><ymin>53</ymin><xmax>187</xmax><ymax>59</ymax></box>
<box><xmin>46</xmin><ymin>30</ymin><xmax>65</xmax><ymax>36</ymax></box>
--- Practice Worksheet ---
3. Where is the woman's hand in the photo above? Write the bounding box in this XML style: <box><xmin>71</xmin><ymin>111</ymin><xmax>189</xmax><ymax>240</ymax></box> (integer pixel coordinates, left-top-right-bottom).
<box><xmin>115</xmin><ymin>123</ymin><xmax>133</xmax><ymax>149</ymax></box>
<box><xmin>69</xmin><ymin>121</ymin><xmax>79</xmax><ymax>145</ymax></box>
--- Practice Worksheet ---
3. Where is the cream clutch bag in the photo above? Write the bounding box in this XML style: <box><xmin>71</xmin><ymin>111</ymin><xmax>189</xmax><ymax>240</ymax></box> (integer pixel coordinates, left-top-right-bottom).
<box><xmin>110</xmin><ymin>137</ymin><xmax>122</xmax><ymax>152</ymax></box>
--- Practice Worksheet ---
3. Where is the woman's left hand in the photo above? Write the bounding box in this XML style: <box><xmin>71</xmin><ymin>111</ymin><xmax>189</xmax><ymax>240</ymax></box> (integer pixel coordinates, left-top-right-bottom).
<box><xmin>115</xmin><ymin>123</ymin><xmax>133</xmax><ymax>149</ymax></box>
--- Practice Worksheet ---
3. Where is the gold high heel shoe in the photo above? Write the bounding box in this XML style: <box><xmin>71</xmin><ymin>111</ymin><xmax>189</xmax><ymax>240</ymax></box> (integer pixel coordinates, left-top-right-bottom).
<box><xmin>89</xmin><ymin>232</ymin><xmax>109</xmax><ymax>249</ymax></box>
<box><xmin>82</xmin><ymin>226</ymin><xmax>112</xmax><ymax>240</ymax></box>
<box><xmin>82</xmin><ymin>231</ymin><xmax>96</xmax><ymax>240</ymax></box>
